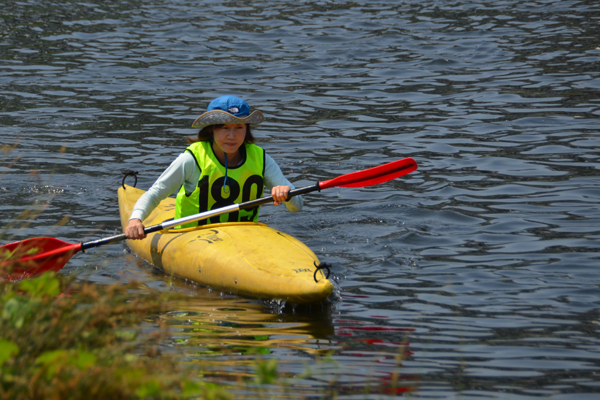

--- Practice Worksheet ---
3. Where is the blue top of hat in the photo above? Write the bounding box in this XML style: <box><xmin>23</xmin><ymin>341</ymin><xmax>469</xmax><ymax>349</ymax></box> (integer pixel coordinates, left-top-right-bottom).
<box><xmin>207</xmin><ymin>95</ymin><xmax>250</xmax><ymax>118</ymax></box>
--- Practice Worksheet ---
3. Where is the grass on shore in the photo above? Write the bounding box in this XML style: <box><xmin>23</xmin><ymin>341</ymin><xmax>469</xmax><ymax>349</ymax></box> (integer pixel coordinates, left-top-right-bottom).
<box><xmin>0</xmin><ymin>270</ymin><xmax>230</xmax><ymax>399</ymax></box>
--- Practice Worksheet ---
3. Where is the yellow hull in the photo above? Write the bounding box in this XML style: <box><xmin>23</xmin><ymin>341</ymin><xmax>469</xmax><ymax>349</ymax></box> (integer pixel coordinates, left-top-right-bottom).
<box><xmin>118</xmin><ymin>185</ymin><xmax>333</xmax><ymax>304</ymax></box>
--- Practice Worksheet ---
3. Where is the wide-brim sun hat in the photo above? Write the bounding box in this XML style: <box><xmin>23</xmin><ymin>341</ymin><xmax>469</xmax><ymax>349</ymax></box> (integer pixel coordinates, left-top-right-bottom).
<box><xmin>191</xmin><ymin>95</ymin><xmax>265</xmax><ymax>129</ymax></box>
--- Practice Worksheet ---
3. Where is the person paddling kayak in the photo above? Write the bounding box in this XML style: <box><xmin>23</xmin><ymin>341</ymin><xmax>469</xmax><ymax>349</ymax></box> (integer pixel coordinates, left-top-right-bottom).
<box><xmin>125</xmin><ymin>95</ymin><xmax>302</xmax><ymax>240</ymax></box>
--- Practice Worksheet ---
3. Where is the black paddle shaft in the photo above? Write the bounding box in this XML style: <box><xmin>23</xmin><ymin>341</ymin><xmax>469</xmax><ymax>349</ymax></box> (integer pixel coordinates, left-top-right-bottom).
<box><xmin>239</xmin><ymin>183</ymin><xmax>320</xmax><ymax>210</ymax></box>
<box><xmin>81</xmin><ymin>224</ymin><xmax>166</xmax><ymax>251</ymax></box>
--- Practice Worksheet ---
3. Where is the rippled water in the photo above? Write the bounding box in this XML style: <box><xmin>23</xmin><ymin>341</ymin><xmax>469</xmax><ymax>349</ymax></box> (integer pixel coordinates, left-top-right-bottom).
<box><xmin>2</xmin><ymin>0</ymin><xmax>600</xmax><ymax>398</ymax></box>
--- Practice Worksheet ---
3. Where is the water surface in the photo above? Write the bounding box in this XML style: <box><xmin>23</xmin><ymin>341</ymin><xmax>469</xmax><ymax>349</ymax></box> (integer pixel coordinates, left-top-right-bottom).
<box><xmin>2</xmin><ymin>0</ymin><xmax>600</xmax><ymax>398</ymax></box>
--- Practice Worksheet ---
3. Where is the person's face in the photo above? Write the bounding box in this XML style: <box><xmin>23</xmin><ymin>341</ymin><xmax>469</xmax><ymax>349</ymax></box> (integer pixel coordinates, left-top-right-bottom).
<box><xmin>212</xmin><ymin>124</ymin><xmax>246</xmax><ymax>155</ymax></box>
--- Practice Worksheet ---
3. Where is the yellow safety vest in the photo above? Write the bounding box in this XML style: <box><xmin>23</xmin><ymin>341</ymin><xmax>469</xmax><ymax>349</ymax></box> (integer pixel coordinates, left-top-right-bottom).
<box><xmin>175</xmin><ymin>141</ymin><xmax>265</xmax><ymax>228</ymax></box>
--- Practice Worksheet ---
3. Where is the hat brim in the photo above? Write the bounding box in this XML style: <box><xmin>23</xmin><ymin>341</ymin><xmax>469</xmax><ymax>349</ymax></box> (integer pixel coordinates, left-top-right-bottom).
<box><xmin>191</xmin><ymin>110</ymin><xmax>265</xmax><ymax>129</ymax></box>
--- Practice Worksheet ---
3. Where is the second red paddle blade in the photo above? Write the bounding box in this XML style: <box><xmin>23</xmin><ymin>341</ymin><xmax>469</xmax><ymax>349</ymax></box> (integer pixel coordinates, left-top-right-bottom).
<box><xmin>0</xmin><ymin>237</ymin><xmax>82</xmax><ymax>280</ymax></box>
<box><xmin>319</xmin><ymin>158</ymin><xmax>418</xmax><ymax>190</ymax></box>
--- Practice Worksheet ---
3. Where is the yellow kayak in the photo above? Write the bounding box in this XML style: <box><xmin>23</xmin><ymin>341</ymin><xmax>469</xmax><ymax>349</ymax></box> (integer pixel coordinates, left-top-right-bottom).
<box><xmin>118</xmin><ymin>185</ymin><xmax>334</xmax><ymax>304</ymax></box>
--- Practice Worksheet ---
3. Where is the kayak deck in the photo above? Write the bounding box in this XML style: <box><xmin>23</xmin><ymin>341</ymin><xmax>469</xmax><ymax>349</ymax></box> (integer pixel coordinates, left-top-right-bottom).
<box><xmin>118</xmin><ymin>185</ymin><xmax>333</xmax><ymax>304</ymax></box>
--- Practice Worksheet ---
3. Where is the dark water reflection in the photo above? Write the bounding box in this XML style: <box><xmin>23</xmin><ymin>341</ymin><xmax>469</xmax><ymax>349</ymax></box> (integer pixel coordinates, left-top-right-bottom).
<box><xmin>2</xmin><ymin>0</ymin><xmax>600</xmax><ymax>398</ymax></box>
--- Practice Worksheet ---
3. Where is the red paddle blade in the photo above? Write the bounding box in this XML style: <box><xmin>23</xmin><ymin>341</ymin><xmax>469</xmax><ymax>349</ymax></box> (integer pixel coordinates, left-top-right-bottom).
<box><xmin>319</xmin><ymin>158</ymin><xmax>418</xmax><ymax>190</ymax></box>
<box><xmin>0</xmin><ymin>237</ymin><xmax>82</xmax><ymax>280</ymax></box>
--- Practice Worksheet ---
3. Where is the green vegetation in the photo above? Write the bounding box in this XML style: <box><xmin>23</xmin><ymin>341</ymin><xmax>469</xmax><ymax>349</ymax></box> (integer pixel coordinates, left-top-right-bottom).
<box><xmin>0</xmin><ymin>271</ymin><xmax>229</xmax><ymax>399</ymax></box>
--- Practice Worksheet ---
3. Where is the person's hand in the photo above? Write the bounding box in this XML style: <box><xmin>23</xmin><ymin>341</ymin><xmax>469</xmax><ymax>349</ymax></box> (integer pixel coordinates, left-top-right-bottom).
<box><xmin>125</xmin><ymin>218</ymin><xmax>146</xmax><ymax>240</ymax></box>
<box><xmin>271</xmin><ymin>185</ymin><xmax>291</xmax><ymax>206</ymax></box>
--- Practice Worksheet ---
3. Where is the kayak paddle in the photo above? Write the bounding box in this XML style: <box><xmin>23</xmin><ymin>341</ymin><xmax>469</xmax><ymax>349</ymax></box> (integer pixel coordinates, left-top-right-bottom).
<box><xmin>1</xmin><ymin>157</ymin><xmax>418</xmax><ymax>278</ymax></box>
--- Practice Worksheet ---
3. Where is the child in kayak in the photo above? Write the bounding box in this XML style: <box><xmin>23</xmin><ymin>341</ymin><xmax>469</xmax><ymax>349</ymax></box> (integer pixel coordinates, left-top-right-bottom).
<box><xmin>125</xmin><ymin>95</ymin><xmax>302</xmax><ymax>240</ymax></box>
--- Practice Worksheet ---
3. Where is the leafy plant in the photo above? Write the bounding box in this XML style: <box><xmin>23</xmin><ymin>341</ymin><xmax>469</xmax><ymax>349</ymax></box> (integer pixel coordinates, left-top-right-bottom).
<box><xmin>0</xmin><ymin>272</ymin><xmax>208</xmax><ymax>399</ymax></box>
